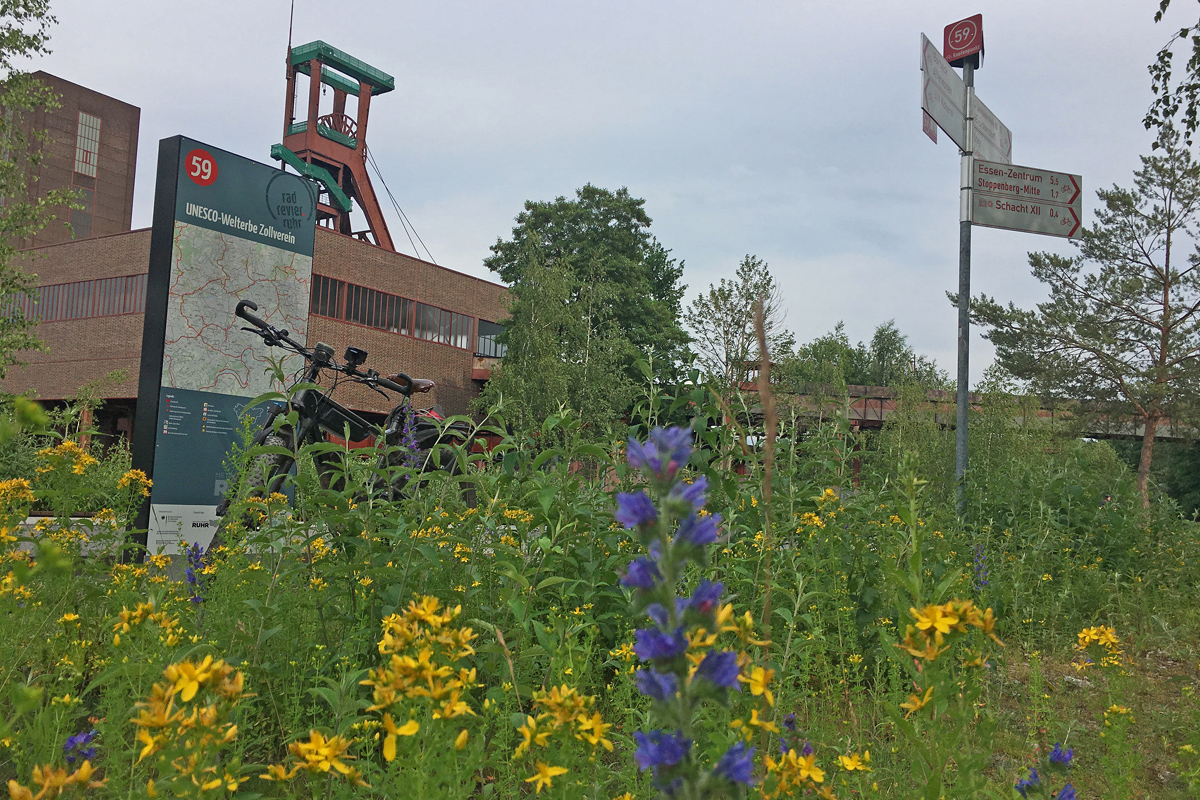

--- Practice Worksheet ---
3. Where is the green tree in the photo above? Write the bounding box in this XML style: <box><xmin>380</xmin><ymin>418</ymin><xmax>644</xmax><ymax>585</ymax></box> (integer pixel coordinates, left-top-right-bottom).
<box><xmin>684</xmin><ymin>254</ymin><xmax>793</xmax><ymax>388</ymax></box>
<box><xmin>0</xmin><ymin>1</ymin><xmax>74</xmax><ymax>378</ymax></box>
<box><xmin>781</xmin><ymin>321</ymin><xmax>945</xmax><ymax>390</ymax></box>
<box><xmin>967</xmin><ymin>127</ymin><xmax>1200</xmax><ymax>507</ymax></box>
<box><xmin>481</xmin><ymin>185</ymin><xmax>688</xmax><ymax>432</ymax></box>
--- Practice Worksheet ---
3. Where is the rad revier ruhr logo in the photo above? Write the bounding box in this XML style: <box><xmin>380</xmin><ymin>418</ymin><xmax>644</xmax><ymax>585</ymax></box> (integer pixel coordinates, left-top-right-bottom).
<box><xmin>264</xmin><ymin>172</ymin><xmax>316</xmax><ymax>232</ymax></box>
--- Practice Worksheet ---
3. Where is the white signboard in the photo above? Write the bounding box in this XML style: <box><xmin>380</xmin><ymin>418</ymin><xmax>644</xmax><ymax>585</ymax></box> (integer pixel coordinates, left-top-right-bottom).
<box><xmin>921</xmin><ymin>33</ymin><xmax>965</xmax><ymax>150</ymax></box>
<box><xmin>970</xmin><ymin>159</ymin><xmax>1081</xmax><ymax>208</ymax></box>
<box><xmin>970</xmin><ymin>158</ymin><xmax>1083</xmax><ymax>239</ymax></box>
<box><xmin>971</xmin><ymin>94</ymin><xmax>1012</xmax><ymax>164</ymax></box>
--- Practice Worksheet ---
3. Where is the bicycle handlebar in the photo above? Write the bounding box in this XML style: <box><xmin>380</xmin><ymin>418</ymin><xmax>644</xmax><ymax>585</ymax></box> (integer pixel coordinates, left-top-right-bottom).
<box><xmin>236</xmin><ymin>300</ymin><xmax>417</xmax><ymax>397</ymax></box>
<box><xmin>378</xmin><ymin>373</ymin><xmax>412</xmax><ymax>395</ymax></box>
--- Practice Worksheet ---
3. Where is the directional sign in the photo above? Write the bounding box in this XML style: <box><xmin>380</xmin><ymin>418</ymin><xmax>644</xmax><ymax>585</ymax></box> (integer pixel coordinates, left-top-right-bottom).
<box><xmin>921</xmin><ymin>33</ymin><xmax>965</xmax><ymax>150</ymax></box>
<box><xmin>970</xmin><ymin>159</ymin><xmax>1081</xmax><ymax>207</ymax></box>
<box><xmin>970</xmin><ymin>159</ymin><xmax>1083</xmax><ymax>239</ymax></box>
<box><xmin>944</xmin><ymin>14</ymin><xmax>983</xmax><ymax>67</ymax></box>
<box><xmin>922</xmin><ymin>110</ymin><xmax>937</xmax><ymax>143</ymax></box>
<box><xmin>971</xmin><ymin>93</ymin><xmax>1012</xmax><ymax>164</ymax></box>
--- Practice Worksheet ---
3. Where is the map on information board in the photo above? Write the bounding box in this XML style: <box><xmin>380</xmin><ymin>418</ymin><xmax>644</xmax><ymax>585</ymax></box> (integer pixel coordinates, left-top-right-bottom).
<box><xmin>163</xmin><ymin>222</ymin><xmax>312</xmax><ymax>396</ymax></box>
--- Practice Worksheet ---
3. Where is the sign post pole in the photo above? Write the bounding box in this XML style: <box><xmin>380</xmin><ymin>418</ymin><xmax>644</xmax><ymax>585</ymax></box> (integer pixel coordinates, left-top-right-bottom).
<box><xmin>955</xmin><ymin>61</ymin><xmax>974</xmax><ymax>519</ymax></box>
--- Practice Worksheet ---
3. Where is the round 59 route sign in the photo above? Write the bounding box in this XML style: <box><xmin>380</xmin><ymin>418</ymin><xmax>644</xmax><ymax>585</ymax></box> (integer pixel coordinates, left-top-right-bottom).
<box><xmin>944</xmin><ymin>14</ymin><xmax>983</xmax><ymax>66</ymax></box>
<box><xmin>185</xmin><ymin>148</ymin><xmax>218</xmax><ymax>186</ymax></box>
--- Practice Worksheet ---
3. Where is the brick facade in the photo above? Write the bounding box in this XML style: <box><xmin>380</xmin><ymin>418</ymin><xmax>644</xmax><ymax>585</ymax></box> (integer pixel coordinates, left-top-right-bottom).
<box><xmin>1</xmin><ymin>228</ymin><xmax>509</xmax><ymax>419</ymax></box>
<box><xmin>20</xmin><ymin>72</ymin><xmax>139</xmax><ymax>248</ymax></box>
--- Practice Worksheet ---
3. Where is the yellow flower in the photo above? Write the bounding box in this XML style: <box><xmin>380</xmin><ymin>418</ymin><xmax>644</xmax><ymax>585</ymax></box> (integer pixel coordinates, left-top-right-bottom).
<box><xmin>900</xmin><ymin>686</ymin><xmax>934</xmax><ymax>718</ymax></box>
<box><xmin>524</xmin><ymin>762</ymin><xmax>568</xmax><ymax>794</ymax></box>
<box><xmin>797</xmin><ymin>752</ymin><xmax>825</xmax><ymax>783</ymax></box>
<box><xmin>514</xmin><ymin>715</ymin><xmax>552</xmax><ymax>758</ymax></box>
<box><xmin>837</xmin><ymin>750</ymin><xmax>871</xmax><ymax>771</ymax></box>
<box><xmin>381</xmin><ymin>714</ymin><xmax>420</xmax><ymax>761</ymax></box>
<box><xmin>455</xmin><ymin>729</ymin><xmax>469</xmax><ymax>750</ymax></box>
<box><xmin>289</xmin><ymin>729</ymin><xmax>357</xmax><ymax>775</ymax></box>
<box><xmin>576</xmin><ymin>712</ymin><xmax>613</xmax><ymax>751</ymax></box>
<box><xmin>911</xmin><ymin>604</ymin><xmax>958</xmax><ymax>636</ymax></box>
<box><xmin>744</xmin><ymin>666</ymin><xmax>775</xmax><ymax>707</ymax></box>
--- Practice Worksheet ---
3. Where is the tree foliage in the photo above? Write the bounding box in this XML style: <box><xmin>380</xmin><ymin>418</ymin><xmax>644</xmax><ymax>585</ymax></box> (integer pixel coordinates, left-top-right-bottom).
<box><xmin>0</xmin><ymin>0</ymin><xmax>76</xmax><ymax>379</ymax></box>
<box><xmin>779</xmin><ymin>320</ymin><xmax>946</xmax><ymax>391</ymax></box>
<box><xmin>480</xmin><ymin>185</ymin><xmax>688</xmax><ymax>433</ymax></box>
<box><xmin>684</xmin><ymin>255</ymin><xmax>793</xmax><ymax>388</ymax></box>
<box><xmin>966</xmin><ymin>127</ymin><xmax>1200</xmax><ymax>506</ymax></box>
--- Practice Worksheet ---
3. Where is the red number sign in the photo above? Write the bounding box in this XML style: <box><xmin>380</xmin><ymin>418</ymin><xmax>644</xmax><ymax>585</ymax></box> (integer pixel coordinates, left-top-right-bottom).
<box><xmin>185</xmin><ymin>148</ymin><xmax>218</xmax><ymax>186</ymax></box>
<box><xmin>943</xmin><ymin>14</ymin><xmax>983</xmax><ymax>67</ymax></box>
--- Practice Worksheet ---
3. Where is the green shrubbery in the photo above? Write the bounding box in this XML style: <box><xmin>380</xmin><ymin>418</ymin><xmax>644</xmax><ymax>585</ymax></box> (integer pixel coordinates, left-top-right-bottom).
<box><xmin>1</xmin><ymin>378</ymin><xmax>1198</xmax><ymax>798</ymax></box>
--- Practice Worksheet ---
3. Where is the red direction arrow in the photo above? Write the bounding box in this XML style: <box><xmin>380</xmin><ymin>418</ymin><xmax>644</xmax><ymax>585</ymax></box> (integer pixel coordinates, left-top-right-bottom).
<box><xmin>1067</xmin><ymin>206</ymin><xmax>1080</xmax><ymax>238</ymax></box>
<box><xmin>1065</xmin><ymin>175</ymin><xmax>1081</xmax><ymax>207</ymax></box>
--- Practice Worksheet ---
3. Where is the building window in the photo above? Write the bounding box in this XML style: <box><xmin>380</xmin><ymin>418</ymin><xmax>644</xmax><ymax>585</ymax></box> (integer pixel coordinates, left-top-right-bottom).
<box><xmin>70</xmin><ymin>111</ymin><xmax>101</xmax><ymax>239</ymax></box>
<box><xmin>73</xmin><ymin>112</ymin><xmax>101</xmax><ymax>178</ymax></box>
<box><xmin>476</xmin><ymin>319</ymin><xmax>506</xmax><ymax>358</ymax></box>
<box><xmin>4</xmin><ymin>273</ymin><xmax>147</xmax><ymax>323</ymax></box>
<box><xmin>307</xmin><ymin>275</ymin><xmax>473</xmax><ymax>350</ymax></box>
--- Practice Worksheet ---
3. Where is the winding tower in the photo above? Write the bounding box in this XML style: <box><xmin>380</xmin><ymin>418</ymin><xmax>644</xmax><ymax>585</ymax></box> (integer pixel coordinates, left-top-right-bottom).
<box><xmin>274</xmin><ymin>41</ymin><xmax>396</xmax><ymax>250</ymax></box>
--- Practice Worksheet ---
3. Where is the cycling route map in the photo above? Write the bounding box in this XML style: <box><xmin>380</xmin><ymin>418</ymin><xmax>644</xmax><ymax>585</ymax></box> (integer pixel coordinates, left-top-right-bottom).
<box><xmin>162</xmin><ymin>222</ymin><xmax>313</xmax><ymax>397</ymax></box>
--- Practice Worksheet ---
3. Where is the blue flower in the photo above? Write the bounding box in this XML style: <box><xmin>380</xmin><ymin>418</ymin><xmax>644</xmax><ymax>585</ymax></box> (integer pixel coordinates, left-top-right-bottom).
<box><xmin>1049</xmin><ymin>742</ymin><xmax>1073</xmax><ymax>767</ymax></box>
<box><xmin>685</xmin><ymin>579</ymin><xmax>723</xmax><ymax>615</ymax></box>
<box><xmin>695</xmin><ymin>649</ymin><xmax>740</xmax><ymax>690</ymax></box>
<box><xmin>801</xmin><ymin>740</ymin><xmax>813</xmax><ymax>757</ymax></box>
<box><xmin>647</xmin><ymin>603</ymin><xmax>670</xmax><ymax>628</ymax></box>
<box><xmin>63</xmin><ymin>729</ymin><xmax>97</xmax><ymax>764</ymax></box>
<box><xmin>620</xmin><ymin>557</ymin><xmax>662</xmax><ymax>590</ymax></box>
<box><xmin>782</xmin><ymin>712</ymin><xmax>797</xmax><ymax>731</ymax></box>
<box><xmin>675</xmin><ymin>513</ymin><xmax>719</xmax><ymax>549</ymax></box>
<box><xmin>1015</xmin><ymin>768</ymin><xmax>1041</xmax><ymax>798</ymax></box>
<box><xmin>1057</xmin><ymin>783</ymin><xmax>1076</xmax><ymax>800</ymax></box>
<box><xmin>634</xmin><ymin>626</ymin><xmax>689</xmax><ymax>661</ymax></box>
<box><xmin>714</xmin><ymin>741</ymin><xmax>755</xmax><ymax>785</ymax></box>
<box><xmin>633</xmin><ymin>730</ymin><xmax>692</xmax><ymax>771</ymax></box>
<box><xmin>616</xmin><ymin>491</ymin><xmax>658</xmax><ymax>529</ymax></box>
<box><xmin>628</xmin><ymin>427</ymin><xmax>692</xmax><ymax>480</ymax></box>
<box><xmin>634</xmin><ymin>669</ymin><xmax>679</xmax><ymax>702</ymax></box>
<box><xmin>668</xmin><ymin>476</ymin><xmax>708</xmax><ymax>511</ymax></box>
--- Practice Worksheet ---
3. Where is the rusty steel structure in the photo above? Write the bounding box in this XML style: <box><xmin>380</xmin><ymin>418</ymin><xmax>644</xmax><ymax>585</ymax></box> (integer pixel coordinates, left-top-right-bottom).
<box><xmin>275</xmin><ymin>41</ymin><xmax>396</xmax><ymax>250</ymax></box>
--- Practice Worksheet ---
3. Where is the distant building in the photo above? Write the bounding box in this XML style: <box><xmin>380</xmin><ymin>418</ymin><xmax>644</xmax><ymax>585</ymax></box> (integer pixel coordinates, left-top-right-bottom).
<box><xmin>19</xmin><ymin>71</ymin><xmax>139</xmax><ymax>247</ymax></box>
<box><xmin>3</xmin><ymin>59</ymin><xmax>508</xmax><ymax>443</ymax></box>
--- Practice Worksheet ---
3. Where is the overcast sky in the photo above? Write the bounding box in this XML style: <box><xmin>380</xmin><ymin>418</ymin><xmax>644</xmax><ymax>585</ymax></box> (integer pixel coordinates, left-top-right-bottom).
<box><xmin>28</xmin><ymin>0</ymin><xmax>1187</xmax><ymax>383</ymax></box>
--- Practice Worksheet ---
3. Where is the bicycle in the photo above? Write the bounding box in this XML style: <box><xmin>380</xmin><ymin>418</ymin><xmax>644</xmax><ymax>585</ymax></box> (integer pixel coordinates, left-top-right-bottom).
<box><xmin>214</xmin><ymin>300</ymin><xmax>473</xmax><ymax>523</ymax></box>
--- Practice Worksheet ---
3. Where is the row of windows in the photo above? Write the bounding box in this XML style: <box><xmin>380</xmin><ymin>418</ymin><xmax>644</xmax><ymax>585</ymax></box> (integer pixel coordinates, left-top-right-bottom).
<box><xmin>71</xmin><ymin>111</ymin><xmax>102</xmax><ymax>239</ymax></box>
<box><xmin>0</xmin><ymin>270</ymin><xmax>506</xmax><ymax>360</ymax></box>
<box><xmin>4</xmin><ymin>273</ymin><xmax>147</xmax><ymax>322</ymax></box>
<box><xmin>311</xmin><ymin>274</ymin><xmax>500</xmax><ymax>354</ymax></box>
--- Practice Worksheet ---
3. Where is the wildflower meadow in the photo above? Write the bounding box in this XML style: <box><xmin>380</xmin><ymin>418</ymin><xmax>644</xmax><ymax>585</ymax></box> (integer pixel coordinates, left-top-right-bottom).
<box><xmin>1</xmin><ymin>376</ymin><xmax>1199</xmax><ymax>800</ymax></box>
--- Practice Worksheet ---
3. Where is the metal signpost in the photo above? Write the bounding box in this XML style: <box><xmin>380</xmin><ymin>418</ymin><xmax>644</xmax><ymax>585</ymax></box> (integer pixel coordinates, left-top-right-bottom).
<box><xmin>920</xmin><ymin>15</ymin><xmax>1082</xmax><ymax>518</ymax></box>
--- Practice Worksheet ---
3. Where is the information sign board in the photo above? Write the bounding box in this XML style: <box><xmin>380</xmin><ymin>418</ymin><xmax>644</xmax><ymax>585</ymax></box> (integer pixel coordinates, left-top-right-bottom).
<box><xmin>921</xmin><ymin>33</ymin><xmax>965</xmax><ymax>150</ymax></box>
<box><xmin>971</xmin><ymin>93</ymin><xmax>1012</xmax><ymax>164</ymax></box>
<box><xmin>944</xmin><ymin>14</ymin><xmax>984</xmax><ymax>67</ymax></box>
<box><xmin>970</xmin><ymin>158</ymin><xmax>1082</xmax><ymax>238</ymax></box>
<box><xmin>132</xmin><ymin>136</ymin><xmax>318</xmax><ymax>553</ymax></box>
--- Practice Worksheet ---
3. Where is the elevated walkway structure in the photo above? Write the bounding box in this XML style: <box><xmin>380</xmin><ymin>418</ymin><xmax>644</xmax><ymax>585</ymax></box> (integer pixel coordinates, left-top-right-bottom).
<box><xmin>276</xmin><ymin>40</ymin><xmax>396</xmax><ymax>250</ymax></box>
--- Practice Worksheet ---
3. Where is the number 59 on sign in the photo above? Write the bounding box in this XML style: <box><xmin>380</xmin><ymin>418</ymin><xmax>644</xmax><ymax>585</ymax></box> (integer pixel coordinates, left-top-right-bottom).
<box><xmin>185</xmin><ymin>149</ymin><xmax>218</xmax><ymax>186</ymax></box>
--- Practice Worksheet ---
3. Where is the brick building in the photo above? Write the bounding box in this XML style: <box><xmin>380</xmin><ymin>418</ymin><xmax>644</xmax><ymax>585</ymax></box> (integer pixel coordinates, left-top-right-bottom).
<box><xmin>20</xmin><ymin>71</ymin><xmax>139</xmax><ymax>248</ymax></box>
<box><xmin>2</xmin><ymin>69</ymin><xmax>509</xmax><ymax>439</ymax></box>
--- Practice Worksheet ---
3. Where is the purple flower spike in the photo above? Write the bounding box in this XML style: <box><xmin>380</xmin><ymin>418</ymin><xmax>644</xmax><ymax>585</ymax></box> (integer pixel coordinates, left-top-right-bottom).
<box><xmin>714</xmin><ymin>741</ymin><xmax>755</xmax><ymax>785</ymax></box>
<box><xmin>616</xmin><ymin>491</ymin><xmax>658</xmax><ymax>529</ymax></box>
<box><xmin>647</xmin><ymin>603</ymin><xmax>670</xmax><ymax>628</ymax></box>
<box><xmin>695</xmin><ymin>649</ymin><xmax>740</xmax><ymax>690</ymax></box>
<box><xmin>634</xmin><ymin>626</ymin><xmax>689</xmax><ymax>661</ymax></box>
<box><xmin>1015</xmin><ymin>768</ymin><xmax>1040</xmax><ymax>798</ymax></box>
<box><xmin>675</xmin><ymin>513</ymin><xmax>720</xmax><ymax>548</ymax></box>
<box><xmin>628</xmin><ymin>427</ymin><xmax>692</xmax><ymax>480</ymax></box>
<box><xmin>801</xmin><ymin>740</ymin><xmax>813</xmax><ymax>757</ymax></box>
<box><xmin>1057</xmin><ymin>784</ymin><xmax>1076</xmax><ymax>800</ymax></box>
<box><xmin>686</xmin><ymin>579</ymin><xmax>723</xmax><ymax>615</ymax></box>
<box><xmin>633</xmin><ymin>729</ymin><xmax>691</xmax><ymax>771</ymax></box>
<box><xmin>782</xmin><ymin>712</ymin><xmax>797</xmax><ymax>731</ymax></box>
<box><xmin>620</xmin><ymin>557</ymin><xmax>661</xmax><ymax>590</ymax></box>
<box><xmin>1049</xmin><ymin>742</ymin><xmax>1073</xmax><ymax>767</ymax></box>
<box><xmin>668</xmin><ymin>476</ymin><xmax>708</xmax><ymax>511</ymax></box>
<box><xmin>634</xmin><ymin>669</ymin><xmax>679</xmax><ymax>702</ymax></box>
